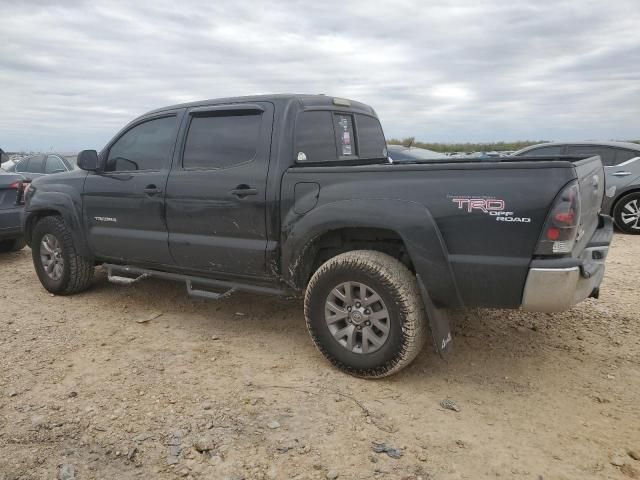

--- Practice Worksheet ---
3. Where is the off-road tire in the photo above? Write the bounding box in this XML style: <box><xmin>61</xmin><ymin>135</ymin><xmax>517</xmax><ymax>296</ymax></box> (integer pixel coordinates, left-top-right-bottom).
<box><xmin>0</xmin><ymin>237</ymin><xmax>25</xmax><ymax>253</ymax></box>
<box><xmin>32</xmin><ymin>215</ymin><xmax>94</xmax><ymax>294</ymax></box>
<box><xmin>613</xmin><ymin>192</ymin><xmax>640</xmax><ymax>234</ymax></box>
<box><xmin>304</xmin><ymin>250</ymin><xmax>427</xmax><ymax>378</ymax></box>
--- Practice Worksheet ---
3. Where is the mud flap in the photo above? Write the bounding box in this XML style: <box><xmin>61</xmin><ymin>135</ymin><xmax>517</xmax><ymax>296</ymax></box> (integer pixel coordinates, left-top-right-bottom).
<box><xmin>416</xmin><ymin>274</ymin><xmax>452</xmax><ymax>357</ymax></box>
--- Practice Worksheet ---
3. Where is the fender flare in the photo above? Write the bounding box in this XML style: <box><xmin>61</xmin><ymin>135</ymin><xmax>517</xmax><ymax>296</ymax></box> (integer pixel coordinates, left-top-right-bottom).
<box><xmin>281</xmin><ymin>198</ymin><xmax>463</xmax><ymax>308</ymax></box>
<box><xmin>24</xmin><ymin>191</ymin><xmax>92</xmax><ymax>258</ymax></box>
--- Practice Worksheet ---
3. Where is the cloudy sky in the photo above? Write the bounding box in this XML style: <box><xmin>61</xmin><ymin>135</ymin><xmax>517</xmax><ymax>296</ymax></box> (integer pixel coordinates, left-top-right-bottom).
<box><xmin>1</xmin><ymin>0</ymin><xmax>639</xmax><ymax>151</ymax></box>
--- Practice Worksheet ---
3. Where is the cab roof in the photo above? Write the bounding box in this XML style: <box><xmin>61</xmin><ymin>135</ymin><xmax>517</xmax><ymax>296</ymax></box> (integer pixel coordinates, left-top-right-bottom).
<box><xmin>143</xmin><ymin>94</ymin><xmax>376</xmax><ymax>117</ymax></box>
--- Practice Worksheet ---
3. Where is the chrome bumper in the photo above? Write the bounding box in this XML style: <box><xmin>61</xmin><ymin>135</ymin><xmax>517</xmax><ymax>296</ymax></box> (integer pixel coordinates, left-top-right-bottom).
<box><xmin>522</xmin><ymin>244</ymin><xmax>609</xmax><ymax>313</ymax></box>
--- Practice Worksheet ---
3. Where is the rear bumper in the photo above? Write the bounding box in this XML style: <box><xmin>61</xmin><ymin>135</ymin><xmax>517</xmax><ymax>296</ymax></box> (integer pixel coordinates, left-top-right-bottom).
<box><xmin>521</xmin><ymin>215</ymin><xmax>613</xmax><ymax>312</ymax></box>
<box><xmin>0</xmin><ymin>206</ymin><xmax>23</xmax><ymax>240</ymax></box>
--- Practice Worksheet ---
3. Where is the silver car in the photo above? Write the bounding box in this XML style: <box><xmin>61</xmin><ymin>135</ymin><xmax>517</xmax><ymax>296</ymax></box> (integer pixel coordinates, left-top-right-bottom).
<box><xmin>514</xmin><ymin>141</ymin><xmax>640</xmax><ymax>234</ymax></box>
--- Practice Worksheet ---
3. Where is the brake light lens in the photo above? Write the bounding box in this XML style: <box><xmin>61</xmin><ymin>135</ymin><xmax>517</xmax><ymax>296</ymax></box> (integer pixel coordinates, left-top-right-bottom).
<box><xmin>535</xmin><ymin>181</ymin><xmax>581</xmax><ymax>255</ymax></box>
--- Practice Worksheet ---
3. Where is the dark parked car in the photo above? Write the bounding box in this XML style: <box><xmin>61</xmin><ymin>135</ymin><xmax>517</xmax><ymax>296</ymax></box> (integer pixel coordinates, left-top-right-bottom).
<box><xmin>514</xmin><ymin>142</ymin><xmax>640</xmax><ymax>233</ymax></box>
<box><xmin>387</xmin><ymin>144</ymin><xmax>447</xmax><ymax>161</ymax></box>
<box><xmin>0</xmin><ymin>169</ymin><xmax>28</xmax><ymax>252</ymax></box>
<box><xmin>24</xmin><ymin>94</ymin><xmax>612</xmax><ymax>377</ymax></box>
<box><xmin>4</xmin><ymin>153</ymin><xmax>75</xmax><ymax>181</ymax></box>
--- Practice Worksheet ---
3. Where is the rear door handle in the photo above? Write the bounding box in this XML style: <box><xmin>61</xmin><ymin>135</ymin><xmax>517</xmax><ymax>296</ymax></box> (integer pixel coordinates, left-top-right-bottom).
<box><xmin>143</xmin><ymin>185</ymin><xmax>162</xmax><ymax>195</ymax></box>
<box><xmin>612</xmin><ymin>171</ymin><xmax>632</xmax><ymax>177</ymax></box>
<box><xmin>230</xmin><ymin>185</ymin><xmax>258</xmax><ymax>198</ymax></box>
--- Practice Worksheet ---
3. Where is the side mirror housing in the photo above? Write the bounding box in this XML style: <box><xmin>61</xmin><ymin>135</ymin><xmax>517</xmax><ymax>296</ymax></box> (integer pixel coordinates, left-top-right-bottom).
<box><xmin>77</xmin><ymin>150</ymin><xmax>100</xmax><ymax>172</ymax></box>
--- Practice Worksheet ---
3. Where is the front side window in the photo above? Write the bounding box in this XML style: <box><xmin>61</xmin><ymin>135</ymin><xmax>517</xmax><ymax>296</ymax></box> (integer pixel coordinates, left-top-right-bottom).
<box><xmin>45</xmin><ymin>155</ymin><xmax>66</xmax><ymax>174</ymax></box>
<box><xmin>106</xmin><ymin>116</ymin><xmax>176</xmax><ymax>172</ymax></box>
<box><xmin>182</xmin><ymin>112</ymin><xmax>262</xmax><ymax>169</ymax></box>
<box><xmin>567</xmin><ymin>145</ymin><xmax>616</xmax><ymax>166</ymax></box>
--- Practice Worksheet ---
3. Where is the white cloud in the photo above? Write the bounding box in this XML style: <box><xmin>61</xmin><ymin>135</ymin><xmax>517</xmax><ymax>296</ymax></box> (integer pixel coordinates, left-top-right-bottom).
<box><xmin>0</xmin><ymin>0</ymin><xmax>638</xmax><ymax>150</ymax></box>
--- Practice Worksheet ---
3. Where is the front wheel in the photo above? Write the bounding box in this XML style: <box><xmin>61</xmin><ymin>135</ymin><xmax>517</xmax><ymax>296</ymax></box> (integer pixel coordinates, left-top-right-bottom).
<box><xmin>613</xmin><ymin>192</ymin><xmax>640</xmax><ymax>234</ymax></box>
<box><xmin>304</xmin><ymin>250</ymin><xmax>427</xmax><ymax>378</ymax></box>
<box><xmin>32</xmin><ymin>216</ymin><xmax>94</xmax><ymax>294</ymax></box>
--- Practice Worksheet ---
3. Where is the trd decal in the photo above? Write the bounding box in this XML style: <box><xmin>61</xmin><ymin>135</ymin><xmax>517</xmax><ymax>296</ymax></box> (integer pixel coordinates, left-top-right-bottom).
<box><xmin>449</xmin><ymin>196</ymin><xmax>531</xmax><ymax>223</ymax></box>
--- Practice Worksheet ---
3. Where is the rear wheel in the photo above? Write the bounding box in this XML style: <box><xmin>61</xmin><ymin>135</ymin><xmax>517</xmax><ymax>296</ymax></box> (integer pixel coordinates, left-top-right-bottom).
<box><xmin>32</xmin><ymin>216</ymin><xmax>94</xmax><ymax>294</ymax></box>
<box><xmin>613</xmin><ymin>192</ymin><xmax>640</xmax><ymax>234</ymax></box>
<box><xmin>0</xmin><ymin>237</ymin><xmax>25</xmax><ymax>253</ymax></box>
<box><xmin>304</xmin><ymin>250</ymin><xmax>427</xmax><ymax>378</ymax></box>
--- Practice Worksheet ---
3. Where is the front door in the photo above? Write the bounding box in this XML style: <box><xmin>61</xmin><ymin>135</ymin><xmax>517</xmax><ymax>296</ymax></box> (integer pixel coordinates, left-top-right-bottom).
<box><xmin>83</xmin><ymin>113</ymin><xmax>181</xmax><ymax>264</ymax></box>
<box><xmin>165</xmin><ymin>102</ymin><xmax>274</xmax><ymax>277</ymax></box>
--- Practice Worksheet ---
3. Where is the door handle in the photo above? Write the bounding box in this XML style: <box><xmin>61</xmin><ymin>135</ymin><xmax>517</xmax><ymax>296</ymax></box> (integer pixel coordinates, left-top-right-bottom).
<box><xmin>612</xmin><ymin>171</ymin><xmax>632</xmax><ymax>177</ymax></box>
<box><xmin>143</xmin><ymin>185</ymin><xmax>162</xmax><ymax>195</ymax></box>
<box><xmin>230</xmin><ymin>185</ymin><xmax>258</xmax><ymax>198</ymax></box>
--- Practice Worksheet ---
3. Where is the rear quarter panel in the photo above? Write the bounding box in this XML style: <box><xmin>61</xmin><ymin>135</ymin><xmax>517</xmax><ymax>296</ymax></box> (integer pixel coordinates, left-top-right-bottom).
<box><xmin>282</xmin><ymin>161</ymin><xmax>576</xmax><ymax>308</ymax></box>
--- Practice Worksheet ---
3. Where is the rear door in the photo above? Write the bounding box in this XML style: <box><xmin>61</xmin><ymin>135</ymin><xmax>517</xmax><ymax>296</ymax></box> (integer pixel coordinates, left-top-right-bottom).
<box><xmin>566</xmin><ymin>145</ymin><xmax>640</xmax><ymax>195</ymax></box>
<box><xmin>165</xmin><ymin>102</ymin><xmax>274</xmax><ymax>276</ymax></box>
<box><xmin>82</xmin><ymin>112</ymin><xmax>181</xmax><ymax>264</ymax></box>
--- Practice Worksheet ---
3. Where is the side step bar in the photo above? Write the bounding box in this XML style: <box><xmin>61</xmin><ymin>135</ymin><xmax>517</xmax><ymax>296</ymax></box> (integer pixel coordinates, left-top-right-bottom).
<box><xmin>103</xmin><ymin>264</ymin><xmax>287</xmax><ymax>300</ymax></box>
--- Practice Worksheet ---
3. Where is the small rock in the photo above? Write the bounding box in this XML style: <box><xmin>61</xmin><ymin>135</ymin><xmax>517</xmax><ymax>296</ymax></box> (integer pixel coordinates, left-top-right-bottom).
<box><xmin>127</xmin><ymin>447</ymin><xmax>138</xmax><ymax>461</ymax></box>
<box><xmin>372</xmin><ymin>442</ymin><xmax>403</xmax><ymax>459</ymax></box>
<box><xmin>417</xmin><ymin>452</ymin><xmax>427</xmax><ymax>462</ymax></box>
<box><xmin>58</xmin><ymin>464</ymin><xmax>75</xmax><ymax>480</ymax></box>
<box><xmin>6</xmin><ymin>389</ymin><xmax>17</xmax><ymax>397</ymax></box>
<box><xmin>211</xmin><ymin>335</ymin><xmax>220</xmax><ymax>340</ymax></box>
<box><xmin>133</xmin><ymin>432</ymin><xmax>154</xmax><ymax>443</ymax></box>
<box><xmin>611</xmin><ymin>455</ymin><xmax>626</xmax><ymax>467</ymax></box>
<box><xmin>194</xmin><ymin>437</ymin><xmax>214</xmax><ymax>452</ymax></box>
<box><xmin>202</xmin><ymin>401</ymin><xmax>213</xmax><ymax>410</ymax></box>
<box><xmin>137</xmin><ymin>312</ymin><xmax>163</xmax><ymax>323</ymax></box>
<box><xmin>267</xmin><ymin>421</ymin><xmax>281</xmax><ymax>429</ymax></box>
<box><xmin>327</xmin><ymin>470</ymin><xmax>339</xmax><ymax>479</ymax></box>
<box><xmin>629</xmin><ymin>450</ymin><xmax>640</xmax><ymax>461</ymax></box>
<box><xmin>440</xmin><ymin>399</ymin><xmax>461</xmax><ymax>412</ymax></box>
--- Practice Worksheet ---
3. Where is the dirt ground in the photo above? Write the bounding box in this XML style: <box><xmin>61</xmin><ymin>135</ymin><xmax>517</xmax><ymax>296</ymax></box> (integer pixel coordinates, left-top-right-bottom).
<box><xmin>1</xmin><ymin>236</ymin><xmax>639</xmax><ymax>480</ymax></box>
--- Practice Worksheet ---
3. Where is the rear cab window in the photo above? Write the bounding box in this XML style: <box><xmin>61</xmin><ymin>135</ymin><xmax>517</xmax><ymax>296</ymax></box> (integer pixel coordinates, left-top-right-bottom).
<box><xmin>295</xmin><ymin>110</ymin><xmax>386</xmax><ymax>164</ymax></box>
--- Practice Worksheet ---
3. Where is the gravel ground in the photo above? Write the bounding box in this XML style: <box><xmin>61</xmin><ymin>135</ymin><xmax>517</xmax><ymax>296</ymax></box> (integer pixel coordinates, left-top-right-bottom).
<box><xmin>1</xmin><ymin>235</ymin><xmax>639</xmax><ymax>480</ymax></box>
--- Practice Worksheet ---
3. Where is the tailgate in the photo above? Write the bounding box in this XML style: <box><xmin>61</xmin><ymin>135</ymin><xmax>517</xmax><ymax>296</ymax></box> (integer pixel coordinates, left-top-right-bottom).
<box><xmin>573</xmin><ymin>155</ymin><xmax>605</xmax><ymax>254</ymax></box>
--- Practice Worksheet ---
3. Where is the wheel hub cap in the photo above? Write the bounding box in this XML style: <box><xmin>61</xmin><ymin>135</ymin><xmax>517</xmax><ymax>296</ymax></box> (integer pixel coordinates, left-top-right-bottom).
<box><xmin>325</xmin><ymin>281</ymin><xmax>390</xmax><ymax>354</ymax></box>
<box><xmin>621</xmin><ymin>199</ymin><xmax>640</xmax><ymax>230</ymax></box>
<box><xmin>40</xmin><ymin>234</ymin><xmax>64</xmax><ymax>280</ymax></box>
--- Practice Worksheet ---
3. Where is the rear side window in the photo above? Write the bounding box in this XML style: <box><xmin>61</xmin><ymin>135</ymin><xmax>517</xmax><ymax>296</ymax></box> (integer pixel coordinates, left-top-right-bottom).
<box><xmin>106</xmin><ymin>116</ymin><xmax>177</xmax><ymax>172</ymax></box>
<box><xmin>296</xmin><ymin>111</ymin><xmax>337</xmax><ymax>162</ymax></box>
<box><xmin>520</xmin><ymin>145</ymin><xmax>563</xmax><ymax>156</ymax></box>
<box><xmin>182</xmin><ymin>112</ymin><xmax>262</xmax><ymax>169</ymax></box>
<box><xmin>17</xmin><ymin>155</ymin><xmax>45</xmax><ymax>173</ymax></box>
<box><xmin>566</xmin><ymin>145</ymin><xmax>616</xmax><ymax>166</ymax></box>
<box><xmin>356</xmin><ymin>114</ymin><xmax>386</xmax><ymax>159</ymax></box>
<box><xmin>615</xmin><ymin>149</ymin><xmax>640</xmax><ymax>164</ymax></box>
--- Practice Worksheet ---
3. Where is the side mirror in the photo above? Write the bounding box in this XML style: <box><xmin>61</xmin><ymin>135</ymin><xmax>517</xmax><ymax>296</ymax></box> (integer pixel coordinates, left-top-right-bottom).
<box><xmin>77</xmin><ymin>150</ymin><xmax>100</xmax><ymax>172</ymax></box>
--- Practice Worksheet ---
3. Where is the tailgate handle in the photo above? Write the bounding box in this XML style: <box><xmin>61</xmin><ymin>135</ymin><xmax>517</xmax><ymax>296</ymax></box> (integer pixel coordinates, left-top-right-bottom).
<box><xmin>612</xmin><ymin>171</ymin><xmax>632</xmax><ymax>177</ymax></box>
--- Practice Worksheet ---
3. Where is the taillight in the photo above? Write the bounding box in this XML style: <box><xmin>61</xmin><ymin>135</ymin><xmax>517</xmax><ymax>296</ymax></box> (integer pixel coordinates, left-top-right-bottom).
<box><xmin>10</xmin><ymin>180</ymin><xmax>30</xmax><ymax>204</ymax></box>
<box><xmin>535</xmin><ymin>180</ymin><xmax>581</xmax><ymax>255</ymax></box>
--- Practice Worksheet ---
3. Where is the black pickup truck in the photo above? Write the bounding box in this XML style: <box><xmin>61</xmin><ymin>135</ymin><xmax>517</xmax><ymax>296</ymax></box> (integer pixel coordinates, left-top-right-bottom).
<box><xmin>23</xmin><ymin>94</ymin><xmax>613</xmax><ymax>378</ymax></box>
